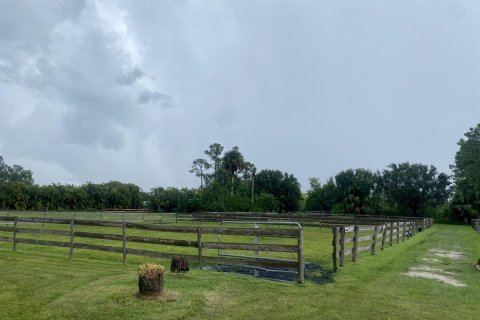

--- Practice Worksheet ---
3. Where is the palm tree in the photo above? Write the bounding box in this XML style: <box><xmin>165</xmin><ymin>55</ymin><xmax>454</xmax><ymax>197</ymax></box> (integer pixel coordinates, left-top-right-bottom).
<box><xmin>222</xmin><ymin>147</ymin><xmax>245</xmax><ymax>196</ymax></box>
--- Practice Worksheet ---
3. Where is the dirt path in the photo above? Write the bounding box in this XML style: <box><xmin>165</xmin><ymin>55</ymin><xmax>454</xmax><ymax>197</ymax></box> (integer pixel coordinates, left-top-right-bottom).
<box><xmin>403</xmin><ymin>230</ymin><xmax>470</xmax><ymax>287</ymax></box>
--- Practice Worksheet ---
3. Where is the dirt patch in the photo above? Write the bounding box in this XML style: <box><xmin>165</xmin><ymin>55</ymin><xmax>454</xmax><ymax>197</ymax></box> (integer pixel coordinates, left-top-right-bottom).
<box><xmin>404</xmin><ymin>247</ymin><xmax>467</xmax><ymax>287</ymax></box>
<box><xmin>429</xmin><ymin>249</ymin><xmax>465</xmax><ymax>260</ymax></box>
<box><xmin>403</xmin><ymin>271</ymin><xmax>466</xmax><ymax>287</ymax></box>
<box><xmin>203</xmin><ymin>291</ymin><xmax>235</xmax><ymax>309</ymax></box>
<box><xmin>136</xmin><ymin>289</ymin><xmax>180</xmax><ymax>302</ymax></box>
<box><xmin>410</xmin><ymin>266</ymin><xmax>456</xmax><ymax>276</ymax></box>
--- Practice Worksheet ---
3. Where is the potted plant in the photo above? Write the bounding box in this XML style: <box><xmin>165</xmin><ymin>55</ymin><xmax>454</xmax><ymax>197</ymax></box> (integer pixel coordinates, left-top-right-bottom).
<box><xmin>138</xmin><ymin>263</ymin><xmax>166</xmax><ymax>295</ymax></box>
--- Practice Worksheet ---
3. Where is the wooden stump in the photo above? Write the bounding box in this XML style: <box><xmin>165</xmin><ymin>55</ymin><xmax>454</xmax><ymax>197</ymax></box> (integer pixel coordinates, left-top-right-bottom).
<box><xmin>138</xmin><ymin>273</ymin><xmax>164</xmax><ymax>295</ymax></box>
<box><xmin>171</xmin><ymin>256</ymin><xmax>189</xmax><ymax>272</ymax></box>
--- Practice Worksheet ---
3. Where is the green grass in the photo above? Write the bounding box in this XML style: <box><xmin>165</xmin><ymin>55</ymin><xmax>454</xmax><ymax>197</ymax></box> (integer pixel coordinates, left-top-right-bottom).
<box><xmin>0</xmin><ymin>224</ymin><xmax>479</xmax><ymax>319</ymax></box>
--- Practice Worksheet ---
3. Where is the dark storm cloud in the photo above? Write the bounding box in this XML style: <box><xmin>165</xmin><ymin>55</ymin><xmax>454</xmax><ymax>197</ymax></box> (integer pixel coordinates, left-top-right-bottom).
<box><xmin>0</xmin><ymin>0</ymin><xmax>479</xmax><ymax>190</ymax></box>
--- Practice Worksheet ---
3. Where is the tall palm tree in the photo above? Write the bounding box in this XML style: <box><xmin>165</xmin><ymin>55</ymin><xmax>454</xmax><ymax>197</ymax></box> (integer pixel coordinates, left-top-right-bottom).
<box><xmin>222</xmin><ymin>147</ymin><xmax>245</xmax><ymax>196</ymax></box>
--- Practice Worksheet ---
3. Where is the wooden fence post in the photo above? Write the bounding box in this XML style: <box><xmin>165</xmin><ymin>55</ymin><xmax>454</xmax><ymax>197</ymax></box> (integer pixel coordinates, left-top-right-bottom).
<box><xmin>402</xmin><ymin>221</ymin><xmax>406</xmax><ymax>242</ymax></box>
<box><xmin>381</xmin><ymin>224</ymin><xmax>387</xmax><ymax>250</ymax></box>
<box><xmin>298</xmin><ymin>227</ymin><xmax>305</xmax><ymax>284</ymax></box>
<box><xmin>122</xmin><ymin>221</ymin><xmax>127</xmax><ymax>265</ymax></box>
<box><xmin>352</xmin><ymin>225</ymin><xmax>359</xmax><ymax>262</ymax></box>
<box><xmin>389</xmin><ymin>222</ymin><xmax>394</xmax><ymax>246</ymax></box>
<box><xmin>13</xmin><ymin>216</ymin><xmax>18</xmax><ymax>252</ymax></box>
<box><xmin>371</xmin><ymin>225</ymin><xmax>378</xmax><ymax>255</ymax></box>
<box><xmin>197</xmin><ymin>226</ymin><xmax>203</xmax><ymax>265</ymax></box>
<box><xmin>396</xmin><ymin>221</ymin><xmax>400</xmax><ymax>244</ymax></box>
<box><xmin>332</xmin><ymin>227</ymin><xmax>338</xmax><ymax>272</ymax></box>
<box><xmin>339</xmin><ymin>227</ymin><xmax>345</xmax><ymax>267</ymax></box>
<box><xmin>69</xmin><ymin>217</ymin><xmax>75</xmax><ymax>259</ymax></box>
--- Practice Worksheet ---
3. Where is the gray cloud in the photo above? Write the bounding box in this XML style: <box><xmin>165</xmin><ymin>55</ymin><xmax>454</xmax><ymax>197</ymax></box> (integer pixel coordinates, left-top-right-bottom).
<box><xmin>136</xmin><ymin>90</ymin><xmax>176</xmax><ymax>109</ymax></box>
<box><xmin>116</xmin><ymin>67</ymin><xmax>144</xmax><ymax>85</ymax></box>
<box><xmin>0</xmin><ymin>0</ymin><xmax>479</xmax><ymax>191</ymax></box>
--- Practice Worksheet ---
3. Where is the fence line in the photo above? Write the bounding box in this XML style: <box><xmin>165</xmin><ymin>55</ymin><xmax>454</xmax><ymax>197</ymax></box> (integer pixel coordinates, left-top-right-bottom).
<box><xmin>0</xmin><ymin>216</ymin><xmax>304</xmax><ymax>283</ymax></box>
<box><xmin>331</xmin><ymin>218</ymin><xmax>432</xmax><ymax>271</ymax></box>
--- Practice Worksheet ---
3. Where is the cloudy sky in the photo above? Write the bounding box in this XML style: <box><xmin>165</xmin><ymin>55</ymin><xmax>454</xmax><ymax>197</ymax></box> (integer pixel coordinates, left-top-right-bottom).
<box><xmin>0</xmin><ymin>0</ymin><xmax>479</xmax><ymax>191</ymax></box>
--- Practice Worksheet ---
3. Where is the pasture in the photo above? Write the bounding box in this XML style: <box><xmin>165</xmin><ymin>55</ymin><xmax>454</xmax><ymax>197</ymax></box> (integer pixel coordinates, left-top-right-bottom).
<box><xmin>0</xmin><ymin>212</ymin><xmax>479</xmax><ymax>319</ymax></box>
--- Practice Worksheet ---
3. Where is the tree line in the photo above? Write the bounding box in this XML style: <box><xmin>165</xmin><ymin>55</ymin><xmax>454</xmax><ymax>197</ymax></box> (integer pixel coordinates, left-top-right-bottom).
<box><xmin>151</xmin><ymin>143</ymin><xmax>302</xmax><ymax>213</ymax></box>
<box><xmin>305</xmin><ymin>164</ymin><xmax>450</xmax><ymax>218</ymax></box>
<box><xmin>1</xmin><ymin>123</ymin><xmax>480</xmax><ymax>223</ymax></box>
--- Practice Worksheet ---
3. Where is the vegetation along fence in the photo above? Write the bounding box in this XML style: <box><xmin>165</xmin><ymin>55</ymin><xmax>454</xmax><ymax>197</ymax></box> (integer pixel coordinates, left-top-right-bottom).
<box><xmin>0</xmin><ymin>216</ymin><xmax>305</xmax><ymax>283</ymax></box>
<box><xmin>472</xmin><ymin>219</ymin><xmax>480</xmax><ymax>233</ymax></box>
<box><xmin>331</xmin><ymin>217</ymin><xmax>433</xmax><ymax>271</ymax></box>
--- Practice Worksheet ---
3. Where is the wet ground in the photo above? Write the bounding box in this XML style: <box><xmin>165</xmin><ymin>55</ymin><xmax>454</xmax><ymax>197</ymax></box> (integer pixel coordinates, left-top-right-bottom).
<box><xmin>206</xmin><ymin>262</ymin><xmax>334</xmax><ymax>284</ymax></box>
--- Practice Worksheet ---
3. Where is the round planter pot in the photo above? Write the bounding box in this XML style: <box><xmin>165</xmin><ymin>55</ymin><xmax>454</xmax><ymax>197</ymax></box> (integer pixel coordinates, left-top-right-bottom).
<box><xmin>138</xmin><ymin>273</ymin><xmax>164</xmax><ymax>295</ymax></box>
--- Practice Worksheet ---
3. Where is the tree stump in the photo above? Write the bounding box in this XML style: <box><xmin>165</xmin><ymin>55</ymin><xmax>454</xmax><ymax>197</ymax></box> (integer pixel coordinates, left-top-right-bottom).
<box><xmin>138</xmin><ymin>273</ymin><xmax>164</xmax><ymax>295</ymax></box>
<box><xmin>171</xmin><ymin>256</ymin><xmax>189</xmax><ymax>272</ymax></box>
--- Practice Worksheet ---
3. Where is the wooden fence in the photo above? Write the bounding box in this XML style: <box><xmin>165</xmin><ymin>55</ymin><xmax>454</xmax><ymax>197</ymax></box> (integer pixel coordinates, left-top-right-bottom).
<box><xmin>0</xmin><ymin>211</ymin><xmax>436</xmax><ymax>230</ymax></box>
<box><xmin>188</xmin><ymin>212</ymin><xmax>433</xmax><ymax>227</ymax></box>
<box><xmin>0</xmin><ymin>216</ymin><xmax>305</xmax><ymax>283</ymax></box>
<box><xmin>331</xmin><ymin>218</ymin><xmax>432</xmax><ymax>271</ymax></box>
<box><xmin>472</xmin><ymin>219</ymin><xmax>480</xmax><ymax>233</ymax></box>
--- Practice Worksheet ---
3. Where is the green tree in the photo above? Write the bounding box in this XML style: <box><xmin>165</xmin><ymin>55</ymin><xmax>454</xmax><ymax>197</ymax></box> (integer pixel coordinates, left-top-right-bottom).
<box><xmin>255</xmin><ymin>169</ymin><xmax>301</xmax><ymax>212</ymax></box>
<box><xmin>451</xmin><ymin>124</ymin><xmax>480</xmax><ymax>221</ymax></box>
<box><xmin>204</xmin><ymin>143</ymin><xmax>224</xmax><ymax>182</ymax></box>
<box><xmin>222</xmin><ymin>147</ymin><xmax>245</xmax><ymax>196</ymax></box>
<box><xmin>148</xmin><ymin>187</ymin><xmax>199</xmax><ymax>213</ymax></box>
<box><xmin>253</xmin><ymin>192</ymin><xmax>278</xmax><ymax>212</ymax></box>
<box><xmin>189</xmin><ymin>158</ymin><xmax>211</xmax><ymax>188</ymax></box>
<box><xmin>381</xmin><ymin>163</ymin><xmax>450</xmax><ymax>217</ymax></box>
<box><xmin>305</xmin><ymin>178</ymin><xmax>342</xmax><ymax>211</ymax></box>
<box><xmin>0</xmin><ymin>156</ymin><xmax>34</xmax><ymax>184</ymax></box>
<box><xmin>335</xmin><ymin>169</ymin><xmax>377</xmax><ymax>214</ymax></box>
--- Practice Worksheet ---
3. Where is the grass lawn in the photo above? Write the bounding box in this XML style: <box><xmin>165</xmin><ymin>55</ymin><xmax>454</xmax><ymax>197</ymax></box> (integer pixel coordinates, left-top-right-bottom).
<box><xmin>0</xmin><ymin>224</ymin><xmax>479</xmax><ymax>319</ymax></box>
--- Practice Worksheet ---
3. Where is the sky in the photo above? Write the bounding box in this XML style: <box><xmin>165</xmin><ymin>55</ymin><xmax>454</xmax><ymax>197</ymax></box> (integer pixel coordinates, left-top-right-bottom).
<box><xmin>0</xmin><ymin>0</ymin><xmax>479</xmax><ymax>191</ymax></box>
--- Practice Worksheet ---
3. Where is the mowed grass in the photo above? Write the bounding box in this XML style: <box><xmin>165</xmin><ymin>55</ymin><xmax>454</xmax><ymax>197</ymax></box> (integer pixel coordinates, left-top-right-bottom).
<box><xmin>0</xmin><ymin>223</ymin><xmax>479</xmax><ymax>320</ymax></box>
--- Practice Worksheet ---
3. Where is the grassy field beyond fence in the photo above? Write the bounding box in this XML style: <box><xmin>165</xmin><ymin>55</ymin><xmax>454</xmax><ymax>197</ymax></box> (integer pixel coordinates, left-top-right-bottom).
<box><xmin>0</xmin><ymin>223</ymin><xmax>479</xmax><ymax>319</ymax></box>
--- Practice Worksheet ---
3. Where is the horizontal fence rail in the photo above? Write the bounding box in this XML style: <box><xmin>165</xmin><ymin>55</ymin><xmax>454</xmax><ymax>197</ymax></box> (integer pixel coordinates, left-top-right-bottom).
<box><xmin>0</xmin><ymin>216</ymin><xmax>305</xmax><ymax>283</ymax></box>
